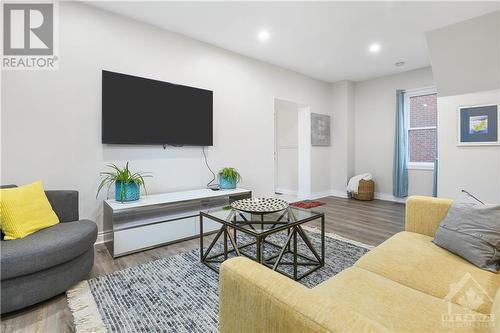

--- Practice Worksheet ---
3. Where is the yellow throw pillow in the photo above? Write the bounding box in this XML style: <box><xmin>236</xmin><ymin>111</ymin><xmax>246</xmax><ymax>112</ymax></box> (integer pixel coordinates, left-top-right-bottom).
<box><xmin>0</xmin><ymin>181</ymin><xmax>59</xmax><ymax>240</ymax></box>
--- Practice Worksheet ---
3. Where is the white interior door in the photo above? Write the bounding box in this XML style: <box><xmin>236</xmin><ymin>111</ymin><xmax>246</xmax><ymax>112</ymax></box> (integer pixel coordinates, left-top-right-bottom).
<box><xmin>275</xmin><ymin>104</ymin><xmax>298</xmax><ymax>195</ymax></box>
<box><xmin>274</xmin><ymin>99</ymin><xmax>311</xmax><ymax>198</ymax></box>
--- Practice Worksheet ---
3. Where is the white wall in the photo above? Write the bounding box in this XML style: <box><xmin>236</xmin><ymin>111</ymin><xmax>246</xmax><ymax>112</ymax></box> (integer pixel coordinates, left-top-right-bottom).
<box><xmin>427</xmin><ymin>12</ymin><xmax>500</xmax><ymax>204</ymax></box>
<box><xmin>1</xmin><ymin>3</ymin><xmax>333</xmax><ymax>233</ymax></box>
<box><xmin>354</xmin><ymin>67</ymin><xmax>435</xmax><ymax>199</ymax></box>
<box><xmin>426</xmin><ymin>11</ymin><xmax>500</xmax><ymax>97</ymax></box>
<box><xmin>275</xmin><ymin>100</ymin><xmax>298</xmax><ymax>194</ymax></box>
<box><xmin>437</xmin><ymin>89</ymin><xmax>500</xmax><ymax>204</ymax></box>
<box><xmin>298</xmin><ymin>107</ymin><xmax>313</xmax><ymax>197</ymax></box>
<box><xmin>408</xmin><ymin>169</ymin><xmax>434</xmax><ymax>197</ymax></box>
<box><xmin>330</xmin><ymin>80</ymin><xmax>355</xmax><ymax>196</ymax></box>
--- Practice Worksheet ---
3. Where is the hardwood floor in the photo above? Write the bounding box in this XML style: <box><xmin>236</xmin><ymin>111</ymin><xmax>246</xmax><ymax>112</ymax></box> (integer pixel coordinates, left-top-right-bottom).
<box><xmin>1</xmin><ymin>196</ymin><xmax>405</xmax><ymax>333</ymax></box>
<box><xmin>306</xmin><ymin>196</ymin><xmax>406</xmax><ymax>246</ymax></box>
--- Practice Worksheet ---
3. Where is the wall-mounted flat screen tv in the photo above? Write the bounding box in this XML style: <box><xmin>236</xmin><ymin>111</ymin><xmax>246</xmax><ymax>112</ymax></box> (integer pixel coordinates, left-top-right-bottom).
<box><xmin>102</xmin><ymin>70</ymin><xmax>213</xmax><ymax>146</ymax></box>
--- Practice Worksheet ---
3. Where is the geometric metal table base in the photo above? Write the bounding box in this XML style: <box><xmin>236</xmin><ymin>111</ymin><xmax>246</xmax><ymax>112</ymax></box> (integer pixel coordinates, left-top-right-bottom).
<box><xmin>200</xmin><ymin>207</ymin><xmax>325</xmax><ymax>281</ymax></box>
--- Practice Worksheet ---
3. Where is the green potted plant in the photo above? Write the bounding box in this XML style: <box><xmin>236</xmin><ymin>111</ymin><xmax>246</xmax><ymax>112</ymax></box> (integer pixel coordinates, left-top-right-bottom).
<box><xmin>218</xmin><ymin>167</ymin><xmax>241</xmax><ymax>189</ymax></box>
<box><xmin>96</xmin><ymin>162</ymin><xmax>152</xmax><ymax>202</ymax></box>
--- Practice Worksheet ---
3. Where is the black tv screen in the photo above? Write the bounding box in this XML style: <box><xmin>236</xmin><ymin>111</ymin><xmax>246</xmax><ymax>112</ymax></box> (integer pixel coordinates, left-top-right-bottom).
<box><xmin>102</xmin><ymin>70</ymin><xmax>213</xmax><ymax>146</ymax></box>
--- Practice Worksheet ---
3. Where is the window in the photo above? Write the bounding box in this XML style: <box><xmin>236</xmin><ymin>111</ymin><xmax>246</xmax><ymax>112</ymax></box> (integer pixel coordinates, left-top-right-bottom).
<box><xmin>405</xmin><ymin>87</ymin><xmax>437</xmax><ymax>169</ymax></box>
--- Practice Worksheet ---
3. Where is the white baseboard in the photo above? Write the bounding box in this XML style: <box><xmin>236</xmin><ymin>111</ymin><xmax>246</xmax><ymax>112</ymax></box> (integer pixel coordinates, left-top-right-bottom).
<box><xmin>374</xmin><ymin>192</ymin><xmax>407</xmax><ymax>203</ymax></box>
<box><xmin>277</xmin><ymin>189</ymin><xmax>348</xmax><ymax>200</ymax></box>
<box><xmin>310</xmin><ymin>189</ymin><xmax>348</xmax><ymax>200</ymax></box>
<box><xmin>328</xmin><ymin>190</ymin><xmax>349</xmax><ymax>199</ymax></box>
<box><xmin>96</xmin><ymin>230</ymin><xmax>113</xmax><ymax>245</ymax></box>
<box><xmin>274</xmin><ymin>188</ymin><xmax>298</xmax><ymax>196</ymax></box>
<box><xmin>310</xmin><ymin>190</ymin><xmax>332</xmax><ymax>199</ymax></box>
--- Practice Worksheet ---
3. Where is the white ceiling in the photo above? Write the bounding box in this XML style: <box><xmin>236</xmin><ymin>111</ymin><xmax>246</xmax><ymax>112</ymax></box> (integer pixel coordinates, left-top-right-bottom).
<box><xmin>88</xmin><ymin>1</ymin><xmax>499</xmax><ymax>83</ymax></box>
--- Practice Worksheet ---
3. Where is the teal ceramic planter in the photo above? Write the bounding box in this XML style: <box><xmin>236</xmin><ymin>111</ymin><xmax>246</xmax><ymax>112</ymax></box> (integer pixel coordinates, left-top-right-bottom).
<box><xmin>115</xmin><ymin>181</ymin><xmax>140</xmax><ymax>202</ymax></box>
<box><xmin>219</xmin><ymin>175</ymin><xmax>237</xmax><ymax>189</ymax></box>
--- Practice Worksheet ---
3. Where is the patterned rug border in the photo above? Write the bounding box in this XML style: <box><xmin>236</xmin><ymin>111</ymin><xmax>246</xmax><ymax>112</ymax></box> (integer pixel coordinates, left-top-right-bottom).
<box><xmin>67</xmin><ymin>230</ymin><xmax>372</xmax><ymax>333</ymax></box>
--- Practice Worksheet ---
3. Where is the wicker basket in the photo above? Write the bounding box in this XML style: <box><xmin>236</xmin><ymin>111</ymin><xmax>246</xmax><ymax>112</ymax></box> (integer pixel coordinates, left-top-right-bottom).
<box><xmin>353</xmin><ymin>179</ymin><xmax>375</xmax><ymax>201</ymax></box>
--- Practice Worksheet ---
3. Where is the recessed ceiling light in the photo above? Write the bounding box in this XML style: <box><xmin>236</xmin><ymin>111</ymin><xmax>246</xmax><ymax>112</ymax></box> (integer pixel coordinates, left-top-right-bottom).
<box><xmin>395</xmin><ymin>61</ymin><xmax>406</xmax><ymax>67</ymax></box>
<box><xmin>257</xmin><ymin>29</ymin><xmax>270</xmax><ymax>42</ymax></box>
<box><xmin>369</xmin><ymin>43</ymin><xmax>381</xmax><ymax>53</ymax></box>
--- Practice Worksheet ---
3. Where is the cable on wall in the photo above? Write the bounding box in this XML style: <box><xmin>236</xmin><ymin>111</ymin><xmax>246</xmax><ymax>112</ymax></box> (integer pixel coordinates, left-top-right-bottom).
<box><xmin>203</xmin><ymin>146</ymin><xmax>218</xmax><ymax>189</ymax></box>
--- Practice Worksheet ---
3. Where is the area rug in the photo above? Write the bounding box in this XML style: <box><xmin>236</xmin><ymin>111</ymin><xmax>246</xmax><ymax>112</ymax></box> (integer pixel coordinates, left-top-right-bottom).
<box><xmin>289</xmin><ymin>200</ymin><xmax>325</xmax><ymax>209</ymax></box>
<box><xmin>67</xmin><ymin>228</ymin><xmax>371</xmax><ymax>333</ymax></box>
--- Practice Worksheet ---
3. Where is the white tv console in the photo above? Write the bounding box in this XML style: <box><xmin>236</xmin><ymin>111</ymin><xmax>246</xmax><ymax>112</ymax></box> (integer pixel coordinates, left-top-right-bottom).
<box><xmin>103</xmin><ymin>188</ymin><xmax>252</xmax><ymax>258</ymax></box>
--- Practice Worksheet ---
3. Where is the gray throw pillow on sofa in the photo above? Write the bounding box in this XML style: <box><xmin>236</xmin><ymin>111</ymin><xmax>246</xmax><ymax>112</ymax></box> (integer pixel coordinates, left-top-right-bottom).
<box><xmin>433</xmin><ymin>203</ymin><xmax>500</xmax><ymax>272</ymax></box>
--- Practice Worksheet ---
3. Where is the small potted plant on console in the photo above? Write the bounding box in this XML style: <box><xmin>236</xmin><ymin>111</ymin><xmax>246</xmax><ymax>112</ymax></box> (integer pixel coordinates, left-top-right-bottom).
<box><xmin>218</xmin><ymin>167</ymin><xmax>241</xmax><ymax>189</ymax></box>
<box><xmin>96</xmin><ymin>162</ymin><xmax>152</xmax><ymax>202</ymax></box>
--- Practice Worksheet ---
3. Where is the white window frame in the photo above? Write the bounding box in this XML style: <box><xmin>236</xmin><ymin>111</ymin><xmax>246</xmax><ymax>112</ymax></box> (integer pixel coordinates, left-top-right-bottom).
<box><xmin>405</xmin><ymin>86</ymin><xmax>437</xmax><ymax>170</ymax></box>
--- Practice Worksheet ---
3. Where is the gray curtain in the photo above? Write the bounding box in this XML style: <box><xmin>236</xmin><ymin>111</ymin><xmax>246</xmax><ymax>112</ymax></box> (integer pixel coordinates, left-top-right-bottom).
<box><xmin>393</xmin><ymin>90</ymin><xmax>408</xmax><ymax>198</ymax></box>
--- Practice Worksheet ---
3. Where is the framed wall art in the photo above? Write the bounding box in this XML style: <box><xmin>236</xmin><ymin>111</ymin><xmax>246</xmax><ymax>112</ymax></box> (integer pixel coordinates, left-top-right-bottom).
<box><xmin>311</xmin><ymin>113</ymin><xmax>331</xmax><ymax>146</ymax></box>
<box><xmin>457</xmin><ymin>104</ymin><xmax>499</xmax><ymax>146</ymax></box>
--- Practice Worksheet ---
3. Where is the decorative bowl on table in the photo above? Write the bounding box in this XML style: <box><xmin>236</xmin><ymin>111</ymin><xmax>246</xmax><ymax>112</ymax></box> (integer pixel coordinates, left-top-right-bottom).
<box><xmin>230</xmin><ymin>198</ymin><xmax>289</xmax><ymax>214</ymax></box>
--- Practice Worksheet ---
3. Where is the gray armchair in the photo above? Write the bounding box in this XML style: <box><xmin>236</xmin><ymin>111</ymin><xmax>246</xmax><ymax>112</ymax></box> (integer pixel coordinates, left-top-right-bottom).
<box><xmin>0</xmin><ymin>187</ymin><xmax>97</xmax><ymax>314</ymax></box>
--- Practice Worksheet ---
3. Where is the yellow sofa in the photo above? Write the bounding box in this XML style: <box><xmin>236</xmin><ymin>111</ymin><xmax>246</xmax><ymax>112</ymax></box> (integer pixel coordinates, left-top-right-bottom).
<box><xmin>219</xmin><ymin>196</ymin><xmax>500</xmax><ymax>333</ymax></box>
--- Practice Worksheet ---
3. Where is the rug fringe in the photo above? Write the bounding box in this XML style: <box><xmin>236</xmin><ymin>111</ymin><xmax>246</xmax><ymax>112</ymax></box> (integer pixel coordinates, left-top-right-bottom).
<box><xmin>66</xmin><ymin>280</ymin><xmax>107</xmax><ymax>333</ymax></box>
<box><xmin>302</xmin><ymin>225</ymin><xmax>374</xmax><ymax>250</ymax></box>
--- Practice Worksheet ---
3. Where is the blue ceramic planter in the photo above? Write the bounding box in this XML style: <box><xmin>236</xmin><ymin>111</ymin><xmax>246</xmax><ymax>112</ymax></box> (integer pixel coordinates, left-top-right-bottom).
<box><xmin>115</xmin><ymin>181</ymin><xmax>140</xmax><ymax>202</ymax></box>
<box><xmin>219</xmin><ymin>175</ymin><xmax>237</xmax><ymax>189</ymax></box>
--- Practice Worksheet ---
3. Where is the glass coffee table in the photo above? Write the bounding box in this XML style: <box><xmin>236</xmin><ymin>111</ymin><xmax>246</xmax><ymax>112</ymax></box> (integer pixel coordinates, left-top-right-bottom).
<box><xmin>199</xmin><ymin>206</ymin><xmax>325</xmax><ymax>281</ymax></box>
